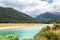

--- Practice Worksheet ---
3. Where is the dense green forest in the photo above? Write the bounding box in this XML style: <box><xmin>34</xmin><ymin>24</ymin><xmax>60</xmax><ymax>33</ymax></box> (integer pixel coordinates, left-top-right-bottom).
<box><xmin>34</xmin><ymin>23</ymin><xmax>60</xmax><ymax>40</ymax></box>
<box><xmin>0</xmin><ymin>7</ymin><xmax>38</xmax><ymax>23</ymax></box>
<box><xmin>41</xmin><ymin>19</ymin><xmax>60</xmax><ymax>24</ymax></box>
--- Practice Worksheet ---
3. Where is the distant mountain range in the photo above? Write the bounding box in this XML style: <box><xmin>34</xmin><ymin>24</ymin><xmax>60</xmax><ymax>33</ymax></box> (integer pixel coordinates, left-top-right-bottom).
<box><xmin>0</xmin><ymin>6</ymin><xmax>60</xmax><ymax>23</ymax></box>
<box><xmin>0</xmin><ymin>7</ymin><xmax>38</xmax><ymax>23</ymax></box>
<box><xmin>35</xmin><ymin>12</ymin><xmax>60</xmax><ymax>23</ymax></box>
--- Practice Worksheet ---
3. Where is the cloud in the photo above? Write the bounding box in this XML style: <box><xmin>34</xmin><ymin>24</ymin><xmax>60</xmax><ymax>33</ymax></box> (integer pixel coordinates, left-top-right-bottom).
<box><xmin>0</xmin><ymin>0</ymin><xmax>60</xmax><ymax>17</ymax></box>
<box><xmin>41</xmin><ymin>0</ymin><xmax>53</xmax><ymax>3</ymax></box>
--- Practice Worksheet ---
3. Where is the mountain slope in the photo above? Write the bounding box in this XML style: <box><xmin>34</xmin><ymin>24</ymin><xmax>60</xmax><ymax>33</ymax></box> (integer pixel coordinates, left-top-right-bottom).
<box><xmin>35</xmin><ymin>12</ymin><xmax>60</xmax><ymax>23</ymax></box>
<box><xmin>0</xmin><ymin>7</ymin><xmax>37</xmax><ymax>23</ymax></box>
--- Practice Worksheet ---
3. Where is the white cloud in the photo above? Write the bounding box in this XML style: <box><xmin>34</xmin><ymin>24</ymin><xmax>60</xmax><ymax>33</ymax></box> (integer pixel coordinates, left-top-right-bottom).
<box><xmin>0</xmin><ymin>0</ymin><xmax>60</xmax><ymax>17</ymax></box>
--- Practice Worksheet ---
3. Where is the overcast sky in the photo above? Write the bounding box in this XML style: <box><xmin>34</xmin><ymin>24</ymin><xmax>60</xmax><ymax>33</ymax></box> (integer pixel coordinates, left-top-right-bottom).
<box><xmin>0</xmin><ymin>0</ymin><xmax>60</xmax><ymax>17</ymax></box>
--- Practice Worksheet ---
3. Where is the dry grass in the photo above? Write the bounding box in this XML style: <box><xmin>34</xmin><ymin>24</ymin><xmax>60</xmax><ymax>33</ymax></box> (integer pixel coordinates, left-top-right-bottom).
<box><xmin>0</xmin><ymin>23</ymin><xmax>42</xmax><ymax>27</ymax></box>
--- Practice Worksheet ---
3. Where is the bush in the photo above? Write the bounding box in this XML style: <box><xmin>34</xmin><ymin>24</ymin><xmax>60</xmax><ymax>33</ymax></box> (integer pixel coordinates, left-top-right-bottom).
<box><xmin>34</xmin><ymin>24</ymin><xmax>60</xmax><ymax>40</ymax></box>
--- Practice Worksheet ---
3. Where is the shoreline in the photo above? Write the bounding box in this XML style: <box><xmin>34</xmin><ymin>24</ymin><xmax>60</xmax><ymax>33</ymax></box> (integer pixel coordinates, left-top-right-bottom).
<box><xmin>0</xmin><ymin>23</ymin><xmax>53</xmax><ymax>27</ymax></box>
<box><xmin>0</xmin><ymin>24</ymin><xmax>53</xmax><ymax>30</ymax></box>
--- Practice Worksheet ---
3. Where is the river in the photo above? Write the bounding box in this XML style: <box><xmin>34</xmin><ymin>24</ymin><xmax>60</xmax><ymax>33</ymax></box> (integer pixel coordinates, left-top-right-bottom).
<box><xmin>0</xmin><ymin>24</ymin><xmax>53</xmax><ymax>40</ymax></box>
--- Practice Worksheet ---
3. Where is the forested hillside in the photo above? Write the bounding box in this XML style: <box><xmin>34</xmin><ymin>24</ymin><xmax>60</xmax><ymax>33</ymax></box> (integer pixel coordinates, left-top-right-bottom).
<box><xmin>0</xmin><ymin>7</ymin><xmax>38</xmax><ymax>23</ymax></box>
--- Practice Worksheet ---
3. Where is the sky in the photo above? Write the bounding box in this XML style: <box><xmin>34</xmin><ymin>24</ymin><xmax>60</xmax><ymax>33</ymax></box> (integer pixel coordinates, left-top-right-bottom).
<box><xmin>0</xmin><ymin>0</ymin><xmax>60</xmax><ymax>17</ymax></box>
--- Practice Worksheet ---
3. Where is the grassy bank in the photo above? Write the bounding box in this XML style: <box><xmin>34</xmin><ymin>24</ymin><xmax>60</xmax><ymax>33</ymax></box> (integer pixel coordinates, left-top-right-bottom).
<box><xmin>34</xmin><ymin>24</ymin><xmax>60</xmax><ymax>40</ymax></box>
<box><xmin>0</xmin><ymin>23</ymin><xmax>43</xmax><ymax>27</ymax></box>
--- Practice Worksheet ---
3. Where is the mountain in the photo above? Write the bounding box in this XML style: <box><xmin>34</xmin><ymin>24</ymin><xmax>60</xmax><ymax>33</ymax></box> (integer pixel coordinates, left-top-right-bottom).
<box><xmin>0</xmin><ymin>7</ymin><xmax>37</xmax><ymax>23</ymax></box>
<box><xmin>35</xmin><ymin>12</ymin><xmax>60</xmax><ymax>23</ymax></box>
